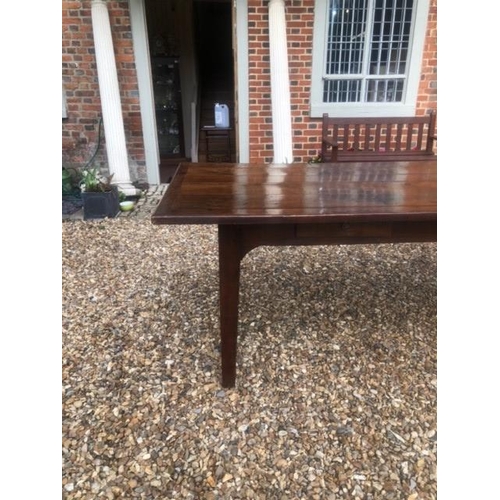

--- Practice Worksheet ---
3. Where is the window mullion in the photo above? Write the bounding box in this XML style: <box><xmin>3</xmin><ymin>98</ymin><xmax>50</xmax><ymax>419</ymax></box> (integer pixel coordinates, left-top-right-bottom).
<box><xmin>347</xmin><ymin>0</ymin><xmax>355</xmax><ymax>75</ymax></box>
<box><xmin>388</xmin><ymin>0</ymin><xmax>396</xmax><ymax>74</ymax></box>
<box><xmin>378</xmin><ymin>0</ymin><xmax>387</xmax><ymax>75</ymax></box>
<box><xmin>396</xmin><ymin>0</ymin><xmax>408</xmax><ymax>73</ymax></box>
<box><xmin>338</xmin><ymin>3</ymin><xmax>346</xmax><ymax>74</ymax></box>
<box><xmin>360</xmin><ymin>0</ymin><xmax>375</xmax><ymax>100</ymax></box>
<box><xmin>326</xmin><ymin>0</ymin><xmax>336</xmax><ymax>74</ymax></box>
<box><xmin>401</xmin><ymin>0</ymin><xmax>413</xmax><ymax>98</ymax></box>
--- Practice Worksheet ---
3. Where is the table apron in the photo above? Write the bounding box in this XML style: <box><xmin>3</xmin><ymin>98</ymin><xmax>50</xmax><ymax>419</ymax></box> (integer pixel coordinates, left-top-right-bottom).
<box><xmin>228</xmin><ymin>220</ymin><xmax>436</xmax><ymax>259</ymax></box>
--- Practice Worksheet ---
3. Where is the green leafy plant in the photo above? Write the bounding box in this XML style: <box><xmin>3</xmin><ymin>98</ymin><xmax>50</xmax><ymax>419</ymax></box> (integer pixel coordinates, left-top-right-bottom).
<box><xmin>79</xmin><ymin>166</ymin><xmax>114</xmax><ymax>193</ymax></box>
<box><xmin>62</xmin><ymin>167</ymin><xmax>79</xmax><ymax>195</ymax></box>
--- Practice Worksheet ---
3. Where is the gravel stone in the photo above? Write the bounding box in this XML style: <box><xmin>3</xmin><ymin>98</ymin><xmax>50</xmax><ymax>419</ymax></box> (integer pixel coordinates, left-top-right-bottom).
<box><xmin>62</xmin><ymin>218</ymin><xmax>437</xmax><ymax>499</ymax></box>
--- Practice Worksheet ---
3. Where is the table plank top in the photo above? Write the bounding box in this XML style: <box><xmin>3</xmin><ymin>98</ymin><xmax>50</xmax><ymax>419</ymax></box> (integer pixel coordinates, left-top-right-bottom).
<box><xmin>151</xmin><ymin>161</ymin><xmax>436</xmax><ymax>225</ymax></box>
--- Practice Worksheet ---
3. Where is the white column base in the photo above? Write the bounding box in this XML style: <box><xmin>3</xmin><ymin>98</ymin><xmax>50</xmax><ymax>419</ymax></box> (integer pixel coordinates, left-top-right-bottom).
<box><xmin>114</xmin><ymin>182</ymin><xmax>141</xmax><ymax>196</ymax></box>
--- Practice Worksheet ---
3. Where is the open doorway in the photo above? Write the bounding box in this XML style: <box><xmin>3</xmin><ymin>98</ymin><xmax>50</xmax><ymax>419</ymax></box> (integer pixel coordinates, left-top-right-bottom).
<box><xmin>193</xmin><ymin>0</ymin><xmax>236</xmax><ymax>162</ymax></box>
<box><xmin>144</xmin><ymin>0</ymin><xmax>235</xmax><ymax>181</ymax></box>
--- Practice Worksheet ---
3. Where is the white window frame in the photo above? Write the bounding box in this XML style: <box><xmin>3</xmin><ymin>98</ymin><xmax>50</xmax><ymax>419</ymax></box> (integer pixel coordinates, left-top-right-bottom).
<box><xmin>310</xmin><ymin>0</ymin><xmax>430</xmax><ymax>117</ymax></box>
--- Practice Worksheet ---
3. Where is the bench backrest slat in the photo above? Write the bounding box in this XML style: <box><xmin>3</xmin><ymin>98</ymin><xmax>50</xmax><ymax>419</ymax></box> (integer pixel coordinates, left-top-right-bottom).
<box><xmin>395</xmin><ymin>123</ymin><xmax>403</xmax><ymax>151</ymax></box>
<box><xmin>385</xmin><ymin>123</ymin><xmax>392</xmax><ymax>151</ymax></box>
<box><xmin>406</xmin><ymin>124</ymin><xmax>413</xmax><ymax>150</ymax></box>
<box><xmin>374</xmin><ymin>123</ymin><xmax>382</xmax><ymax>151</ymax></box>
<box><xmin>426</xmin><ymin>111</ymin><xmax>437</xmax><ymax>153</ymax></box>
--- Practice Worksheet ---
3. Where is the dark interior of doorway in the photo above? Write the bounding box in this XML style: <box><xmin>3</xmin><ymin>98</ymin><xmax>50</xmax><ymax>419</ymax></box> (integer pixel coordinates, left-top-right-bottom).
<box><xmin>194</xmin><ymin>0</ymin><xmax>236</xmax><ymax>163</ymax></box>
<box><xmin>144</xmin><ymin>0</ymin><xmax>187</xmax><ymax>183</ymax></box>
<box><xmin>146</xmin><ymin>0</ymin><xmax>236</xmax><ymax>182</ymax></box>
<box><xmin>195</xmin><ymin>0</ymin><xmax>233</xmax><ymax>93</ymax></box>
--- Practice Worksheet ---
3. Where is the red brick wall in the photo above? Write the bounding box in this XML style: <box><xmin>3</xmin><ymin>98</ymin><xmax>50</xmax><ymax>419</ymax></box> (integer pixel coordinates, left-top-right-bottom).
<box><xmin>247</xmin><ymin>0</ymin><xmax>437</xmax><ymax>164</ymax></box>
<box><xmin>416</xmin><ymin>0</ymin><xmax>437</xmax><ymax>116</ymax></box>
<box><xmin>62</xmin><ymin>0</ymin><xmax>146</xmax><ymax>181</ymax></box>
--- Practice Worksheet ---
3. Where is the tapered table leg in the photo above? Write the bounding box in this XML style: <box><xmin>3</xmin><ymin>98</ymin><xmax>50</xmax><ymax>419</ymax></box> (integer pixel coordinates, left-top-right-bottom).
<box><xmin>218</xmin><ymin>225</ymin><xmax>243</xmax><ymax>388</ymax></box>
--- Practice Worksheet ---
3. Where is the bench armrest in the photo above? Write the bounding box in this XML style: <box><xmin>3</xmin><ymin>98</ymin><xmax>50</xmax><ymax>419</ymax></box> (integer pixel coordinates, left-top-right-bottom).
<box><xmin>321</xmin><ymin>137</ymin><xmax>339</xmax><ymax>162</ymax></box>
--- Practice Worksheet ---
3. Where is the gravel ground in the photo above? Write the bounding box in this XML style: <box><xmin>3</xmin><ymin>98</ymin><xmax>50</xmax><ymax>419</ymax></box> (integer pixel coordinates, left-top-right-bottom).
<box><xmin>62</xmin><ymin>218</ymin><xmax>437</xmax><ymax>499</ymax></box>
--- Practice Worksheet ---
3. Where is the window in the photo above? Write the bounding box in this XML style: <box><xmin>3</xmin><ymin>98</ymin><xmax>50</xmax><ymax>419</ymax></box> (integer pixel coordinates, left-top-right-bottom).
<box><xmin>310</xmin><ymin>0</ymin><xmax>430</xmax><ymax>117</ymax></box>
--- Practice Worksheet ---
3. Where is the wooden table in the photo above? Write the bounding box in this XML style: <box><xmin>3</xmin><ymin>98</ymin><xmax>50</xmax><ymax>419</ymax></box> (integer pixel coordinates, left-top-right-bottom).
<box><xmin>152</xmin><ymin>161</ymin><xmax>437</xmax><ymax>387</ymax></box>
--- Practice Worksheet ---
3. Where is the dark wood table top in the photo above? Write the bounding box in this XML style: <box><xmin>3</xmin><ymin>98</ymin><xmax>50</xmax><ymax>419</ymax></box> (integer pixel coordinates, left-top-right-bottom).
<box><xmin>151</xmin><ymin>161</ymin><xmax>437</xmax><ymax>225</ymax></box>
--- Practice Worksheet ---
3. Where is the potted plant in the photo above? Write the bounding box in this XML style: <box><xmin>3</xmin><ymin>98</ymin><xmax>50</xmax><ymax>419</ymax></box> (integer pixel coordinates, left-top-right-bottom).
<box><xmin>79</xmin><ymin>166</ymin><xmax>120</xmax><ymax>220</ymax></box>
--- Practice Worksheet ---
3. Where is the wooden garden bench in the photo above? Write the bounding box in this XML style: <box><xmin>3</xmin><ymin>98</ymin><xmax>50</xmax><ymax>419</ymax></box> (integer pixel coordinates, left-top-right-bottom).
<box><xmin>321</xmin><ymin>111</ymin><xmax>437</xmax><ymax>162</ymax></box>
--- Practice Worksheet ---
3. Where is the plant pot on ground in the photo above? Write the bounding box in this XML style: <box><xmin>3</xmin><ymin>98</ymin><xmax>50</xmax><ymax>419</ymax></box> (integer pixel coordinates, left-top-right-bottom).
<box><xmin>80</xmin><ymin>167</ymin><xmax>120</xmax><ymax>220</ymax></box>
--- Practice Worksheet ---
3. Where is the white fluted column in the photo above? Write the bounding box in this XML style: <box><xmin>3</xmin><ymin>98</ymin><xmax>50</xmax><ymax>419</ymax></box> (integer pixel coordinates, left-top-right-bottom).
<box><xmin>91</xmin><ymin>0</ymin><xmax>138</xmax><ymax>195</ymax></box>
<box><xmin>268</xmin><ymin>0</ymin><xmax>293</xmax><ymax>164</ymax></box>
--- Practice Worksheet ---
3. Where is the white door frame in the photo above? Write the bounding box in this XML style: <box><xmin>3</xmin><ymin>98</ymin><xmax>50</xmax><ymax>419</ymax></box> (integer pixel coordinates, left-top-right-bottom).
<box><xmin>235</xmin><ymin>0</ymin><xmax>249</xmax><ymax>163</ymax></box>
<box><xmin>129</xmin><ymin>0</ymin><xmax>160</xmax><ymax>185</ymax></box>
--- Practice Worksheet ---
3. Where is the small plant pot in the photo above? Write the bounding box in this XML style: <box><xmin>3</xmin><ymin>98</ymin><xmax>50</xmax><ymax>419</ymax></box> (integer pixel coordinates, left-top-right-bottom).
<box><xmin>81</xmin><ymin>187</ymin><xmax>119</xmax><ymax>220</ymax></box>
<box><xmin>120</xmin><ymin>201</ymin><xmax>135</xmax><ymax>212</ymax></box>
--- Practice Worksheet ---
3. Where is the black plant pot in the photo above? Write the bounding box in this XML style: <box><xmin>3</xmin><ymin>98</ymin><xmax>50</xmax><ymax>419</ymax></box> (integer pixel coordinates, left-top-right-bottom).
<box><xmin>81</xmin><ymin>187</ymin><xmax>119</xmax><ymax>220</ymax></box>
